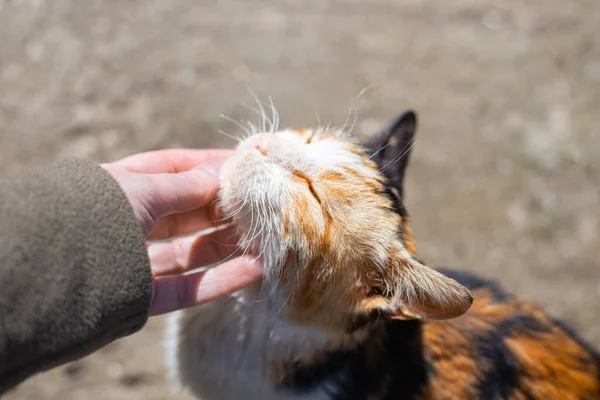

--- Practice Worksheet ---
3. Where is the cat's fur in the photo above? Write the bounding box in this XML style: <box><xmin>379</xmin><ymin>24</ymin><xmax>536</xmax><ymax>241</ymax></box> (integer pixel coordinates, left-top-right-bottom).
<box><xmin>164</xmin><ymin>110</ymin><xmax>600</xmax><ymax>400</ymax></box>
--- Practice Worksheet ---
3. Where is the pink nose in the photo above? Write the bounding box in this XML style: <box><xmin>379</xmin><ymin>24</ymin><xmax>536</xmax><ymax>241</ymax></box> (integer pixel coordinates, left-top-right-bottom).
<box><xmin>244</xmin><ymin>133</ymin><xmax>278</xmax><ymax>155</ymax></box>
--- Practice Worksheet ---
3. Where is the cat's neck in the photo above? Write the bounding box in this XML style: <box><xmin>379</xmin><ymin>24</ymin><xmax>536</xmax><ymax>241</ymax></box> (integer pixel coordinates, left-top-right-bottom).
<box><xmin>167</xmin><ymin>281</ymin><xmax>429</xmax><ymax>399</ymax></box>
<box><xmin>240</xmin><ymin>280</ymin><xmax>429</xmax><ymax>396</ymax></box>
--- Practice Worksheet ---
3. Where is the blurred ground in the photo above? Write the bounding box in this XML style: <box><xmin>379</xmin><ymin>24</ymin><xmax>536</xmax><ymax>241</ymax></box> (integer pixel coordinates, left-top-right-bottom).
<box><xmin>1</xmin><ymin>0</ymin><xmax>599</xmax><ymax>399</ymax></box>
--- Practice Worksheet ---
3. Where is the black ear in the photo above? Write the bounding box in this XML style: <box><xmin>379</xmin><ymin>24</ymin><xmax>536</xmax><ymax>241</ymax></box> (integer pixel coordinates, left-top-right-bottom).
<box><xmin>370</xmin><ymin>110</ymin><xmax>418</xmax><ymax>197</ymax></box>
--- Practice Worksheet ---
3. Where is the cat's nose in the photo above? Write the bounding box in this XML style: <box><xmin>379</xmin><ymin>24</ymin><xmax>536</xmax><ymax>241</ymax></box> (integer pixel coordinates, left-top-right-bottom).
<box><xmin>245</xmin><ymin>132</ymin><xmax>278</xmax><ymax>156</ymax></box>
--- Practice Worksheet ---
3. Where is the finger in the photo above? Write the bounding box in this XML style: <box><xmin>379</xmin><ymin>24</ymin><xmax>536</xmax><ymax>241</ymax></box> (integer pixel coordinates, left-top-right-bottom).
<box><xmin>146</xmin><ymin>165</ymin><xmax>222</xmax><ymax>218</ymax></box>
<box><xmin>113</xmin><ymin>149</ymin><xmax>234</xmax><ymax>174</ymax></box>
<box><xmin>148</xmin><ymin>255</ymin><xmax>263</xmax><ymax>316</ymax></box>
<box><xmin>148</xmin><ymin>226</ymin><xmax>240</xmax><ymax>276</ymax></box>
<box><xmin>146</xmin><ymin>202</ymin><xmax>226</xmax><ymax>241</ymax></box>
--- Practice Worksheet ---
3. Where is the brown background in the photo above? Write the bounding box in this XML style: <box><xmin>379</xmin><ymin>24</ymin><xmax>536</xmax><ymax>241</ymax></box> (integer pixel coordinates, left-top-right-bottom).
<box><xmin>1</xmin><ymin>1</ymin><xmax>599</xmax><ymax>399</ymax></box>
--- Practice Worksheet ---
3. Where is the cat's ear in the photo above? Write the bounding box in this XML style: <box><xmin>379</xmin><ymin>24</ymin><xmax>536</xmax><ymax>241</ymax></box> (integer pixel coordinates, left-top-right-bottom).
<box><xmin>389</xmin><ymin>257</ymin><xmax>473</xmax><ymax>320</ymax></box>
<box><xmin>360</xmin><ymin>256</ymin><xmax>472</xmax><ymax>321</ymax></box>
<box><xmin>371</xmin><ymin>110</ymin><xmax>417</xmax><ymax>194</ymax></box>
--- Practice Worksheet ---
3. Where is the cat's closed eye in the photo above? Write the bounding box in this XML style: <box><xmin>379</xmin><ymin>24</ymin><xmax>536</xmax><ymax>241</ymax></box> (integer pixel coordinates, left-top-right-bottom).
<box><xmin>367</xmin><ymin>286</ymin><xmax>385</xmax><ymax>297</ymax></box>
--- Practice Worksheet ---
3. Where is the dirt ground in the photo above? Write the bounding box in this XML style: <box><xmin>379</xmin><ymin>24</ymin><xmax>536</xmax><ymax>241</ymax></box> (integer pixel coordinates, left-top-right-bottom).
<box><xmin>1</xmin><ymin>0</ymin><xmax>599</xmax><ymax>399</ymax></box>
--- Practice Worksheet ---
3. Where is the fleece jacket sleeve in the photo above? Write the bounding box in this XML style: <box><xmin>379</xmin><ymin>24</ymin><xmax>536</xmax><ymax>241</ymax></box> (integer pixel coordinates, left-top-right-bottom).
<box><xmin>0</xmin><ymin>158</ymin><xmax>153</xmax><ymax>394</ymax></box>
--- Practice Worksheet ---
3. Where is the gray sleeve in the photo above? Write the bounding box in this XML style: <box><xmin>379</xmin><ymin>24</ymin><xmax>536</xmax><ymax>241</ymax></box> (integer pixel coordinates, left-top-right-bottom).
<box><xmin>0</xmin><ymin>158</ymin><xmax>153</xmax><ymax>394</ymax></box>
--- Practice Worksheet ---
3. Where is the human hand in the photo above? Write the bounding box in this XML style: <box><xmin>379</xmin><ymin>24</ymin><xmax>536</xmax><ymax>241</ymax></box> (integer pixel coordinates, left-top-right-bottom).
<box><xmin>101</xmin><ymin>149</ymin><xmax>262</xmax><ymax>316</ymax></box>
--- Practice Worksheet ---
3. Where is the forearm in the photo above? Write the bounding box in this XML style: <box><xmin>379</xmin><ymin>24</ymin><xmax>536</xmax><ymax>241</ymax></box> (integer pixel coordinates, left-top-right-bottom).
<box><xmin>0</xmin><ymin>159</ymin><xmax>153</xmax><ymax>394</ymax></box>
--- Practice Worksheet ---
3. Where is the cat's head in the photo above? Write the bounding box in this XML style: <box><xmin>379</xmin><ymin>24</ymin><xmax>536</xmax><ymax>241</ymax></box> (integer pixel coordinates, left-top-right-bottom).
<box><xmin>219</xmin><ymin>110</ymin><xmax>472</xmax><ymax>334</ymax></box>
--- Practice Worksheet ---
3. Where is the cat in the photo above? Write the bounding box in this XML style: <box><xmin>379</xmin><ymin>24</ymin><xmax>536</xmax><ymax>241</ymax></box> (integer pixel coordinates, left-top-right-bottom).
<box><xmin>164</xmin><ymin>110</ymin><xmax>600</xmax><ymax>400</ymax></box>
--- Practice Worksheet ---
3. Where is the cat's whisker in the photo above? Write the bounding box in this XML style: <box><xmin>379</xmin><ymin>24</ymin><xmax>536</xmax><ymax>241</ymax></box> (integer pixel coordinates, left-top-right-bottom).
<box><xmin>245</xmin><ymin>87</ymin><xmax>269</xmax><ymax>133</ymax></box>
<box><xmin>367</xmin><ymin>142</ymin><xmax>392</xmax><ymax>162</ymax></box>
<box><xmin>244</xmin><ymin>121</ymin><xmax>253</xmax><ymax>137</ymax></box>
<box><xmin>240</xmin><ymin>102</ymin><xmax>273</xmax><ymax>134</ymax></box>
<box><xmin>356</xmin><ymin>84</ymin><xmax>375</xmax><ymax>100</ymax></box>
<box><xmin>220</xmin><ymin>199</ymin><xmax>247</xmax><ymax>221</ymax></box>
<box><xmin>218</xmin><ymin>130</ymin><xmax>243</xmax><ymax>143</ymax></box>
<box><xmin>238</xmin><ymin>204</ymin><xmax>257</xmax><ymax>249</ymax></box>
<box><xmin>341</xmin><ymin>85</ymin><xmax>373</xmax><ymax>135</ymax></box>
<box><xmin>341</xmin><ymin>108</ymin><xmax>353</xmax><ymax>134</ymax></box>
<box><xmin>380</xmin><ymin>141</ymin><xmax>416</xmax><ymax>173</ymax></box>
<box><xmin>258</xmin><ymin>197</ymin><xmax>271</xmax><ymax>260</ymax></box>
<box><xmin>222</xmin><ymin>185</ymin><xmax>253</xmax><ymax>222</ymax></box>
<box><xmin>236</xmin><ymin>239</ymin><xmax>255</xmax><ymax>273</ymax></box>
<box><xmin>225</xmin><ymin>202</ymin><xmax>248</xmax><ymax>220</ymax></box>
<box><xmin>255</xmin><ymin>250</ymin><xmax>284</xmax><ymax>304</ymax></box>
<box><xmin>220</xmin><ymin>114</ymin><xmax>251</xmax><ymax>137</ymax></box>
<box><xmin>271</xmin><ymin>285</ymin><xmax>291</xmax><ymax>318</ymax></box>
<box><xmin>268</xmin><ymin>96</ymin><xmax>280</xmax><ymax>133</ymax></box>
<box><xmin>239</xmin><ymin>227</ymin><xmax>262</xmax><ymax>250</ymax></box>
<box><xmin>251</xmin><ymin>247</ymin><xmax>278</xmax><ymax>305</ymax></box>
<box><xmin>209</xmin><ymin>233</ymin><xmax>248</xmax><ymax>266</ymax></box>
<box><xmin>241</xmin><ymin>202</ymin><xmax>265</xmax><ymax>250</ymax></box>
<box><xmin>347</xmin><ymin>109</ymin><xmax>360</xmax><ymax>136</ymax></box>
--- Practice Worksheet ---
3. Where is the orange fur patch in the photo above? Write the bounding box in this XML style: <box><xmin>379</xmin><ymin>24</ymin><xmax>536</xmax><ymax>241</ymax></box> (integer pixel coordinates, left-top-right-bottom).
<box><xmin>506</xmin><ymin>333</ymin><xmax>599</xmax><ymax>398</ymax></box>
<box><xmin>402</xmin><ymin>216</ymin><xmax>417</xmax><ymax>256</ymax></box>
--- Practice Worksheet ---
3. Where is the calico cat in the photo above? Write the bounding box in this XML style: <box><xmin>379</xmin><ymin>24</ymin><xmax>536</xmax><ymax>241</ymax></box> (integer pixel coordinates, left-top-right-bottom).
<box><xmin>164</xmin><ymin>110</ymin><xmax>600</xmax><ymax>400</ymax></box>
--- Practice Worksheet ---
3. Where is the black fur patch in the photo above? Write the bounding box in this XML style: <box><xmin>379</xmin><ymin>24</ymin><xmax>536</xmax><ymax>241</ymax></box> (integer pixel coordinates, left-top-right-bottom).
<box><xmin>380</xmin><ymin>185</ymin><xmax>408</xmax><ymax>218</ymax></box>
<box><xmin>471</xmin><ymin>314</ymin><xmax>549</xmax><ymax>398</ymax></box>
<box><xmin>346</xmin><ymin>310</ymin><xmax>385</xmax><ymax>334</ymax></box>
<box><xmin>278</xmin><ymin>321</ymin><xmax>430</xmax><ymax>400</ymax></box>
